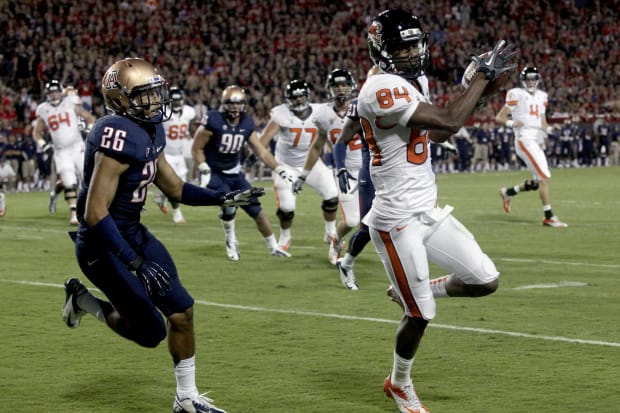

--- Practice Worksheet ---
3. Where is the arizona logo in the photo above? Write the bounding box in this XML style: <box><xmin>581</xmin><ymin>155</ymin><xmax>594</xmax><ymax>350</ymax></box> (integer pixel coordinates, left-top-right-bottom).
<box><xmin>104</xmin><ymin>70</ymin><xmax>119</xmax><ymax>90</ymax></box>
<box><xmin>368</xmin><ymin>21</ymin><xmax>383</xmax><ymax>45</ymax></box>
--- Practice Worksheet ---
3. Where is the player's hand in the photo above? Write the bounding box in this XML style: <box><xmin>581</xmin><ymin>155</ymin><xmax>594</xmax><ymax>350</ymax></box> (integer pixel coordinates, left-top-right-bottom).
<box><xmin>292</xmin><ymin>176</ymin><xmax>305</xmax><ymax>194</ymax></box>
<box><xmin>274</xmin><ymin>165</ymin><xmax>293</xmax><ymax>183</ymax></box>
<box><xmin>336</xmin><ymin>168</ymin><xmax>355</xmax><ymax>194</ymax></box>
<box><xmin>222</xmin><ymin>187</ymin><xmax>265</xmax><ymax>207</ymax></box>
<box><xmin>198</xmin><ymin>162</ymin><xmax>211</xmax><ymax>188</ymax></box>
<box><xmin>129</xmin><ymin>257</ymin><xmax>172</xmax><ymax>296</ymax></box>
<box><xmin>471</xmin><ymin>40</ymin><xmax>518</xmax><ymax>81</ymax></box>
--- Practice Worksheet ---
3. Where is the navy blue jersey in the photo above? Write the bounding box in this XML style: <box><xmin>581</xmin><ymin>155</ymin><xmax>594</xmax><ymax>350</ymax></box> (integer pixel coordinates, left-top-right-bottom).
<box><xmin>202</xmin><ymin>111</ymin><xmax>255</xmax><ymax>171</ymax></box>
<box><xmin>77</xmin><ymin>114</ymin><xmax>166</xmax><ymax>232</ymax></box>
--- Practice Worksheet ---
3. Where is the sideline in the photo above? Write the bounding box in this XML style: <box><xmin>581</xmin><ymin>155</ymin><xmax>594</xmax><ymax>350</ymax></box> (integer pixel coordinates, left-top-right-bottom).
<box><xmin>2</xmin><ymin>278</ymin><xmax>619</xmax><ymax>348</ymax></box>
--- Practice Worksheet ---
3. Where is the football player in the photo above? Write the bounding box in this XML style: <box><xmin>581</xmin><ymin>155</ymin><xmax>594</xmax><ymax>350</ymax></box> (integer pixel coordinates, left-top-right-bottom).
<box><xmin>33</xmin><ymin>79</ymin><xmax>96</xmax><ymax>225</ymax></box>
<box><xmin>192</xmin><ymin>85</ymin><xmax>292</xmax><ymax>260</ymax></box>
<box><xmin>359</xmin><ymin>10</ymin><xmax>514</xmax><ymax>413</ymax></box>
<box><xmin>155</xmin><ymin>86</ymin><xmax>197</xmax><ymax>224</ymax></box>
<box><xmin>260</xmin><ymin>79</ymin><xmax>339</xmax><ymax>252</ymax></box>
<box><xmin>331</xmin><ymin>65</ymin><xmax>382</xmax><ymax>290</ymax></box>
<box><xmin>496</xmin><ymin>66</ymin><xmax>568</xmax><ymax>227</ymax></box>
<box><xmin>294</xmin><ymin>68</ymin><xmax>361</xmax><ymax>266</ymax></box>
<box><xmin>61</xmin><ymin>58</ymin><xmax>263</xmax><ymax>413</ymax></box>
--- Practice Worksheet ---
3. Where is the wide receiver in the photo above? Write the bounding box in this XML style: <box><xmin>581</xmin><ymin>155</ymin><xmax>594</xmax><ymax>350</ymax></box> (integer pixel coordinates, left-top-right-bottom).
<box><xmin>358</xmin><ymin>9</ymin><xmax>515</xmax><ymax>413</ymax></box>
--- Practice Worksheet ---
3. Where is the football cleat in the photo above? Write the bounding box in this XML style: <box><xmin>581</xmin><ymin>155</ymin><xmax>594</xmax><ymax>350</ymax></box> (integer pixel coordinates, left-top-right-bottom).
<box><xmin>172</xmin><ymin>208</ymin><xmax>186</xmax><ymax>224</ymax></box>
<box><xmin>336</xmin><ymin>259</ymin><xmax>359</xmax><ymax>291</ymax></box>
<box><xmin>386</xmin><ymin>286</ymin><xmax>405</xmax><ymax>312</ymax></box>
<box><xmin>62</xmin><ymin>278</ymin><xmax>88</xmax><ymax>328</ymax></box>
<box><xmin>225</xmin><ymin>240</ymin><xmax>240</xmax><ymax>261</ymax></box>
<box><xmin>48</xmin><ymin>191</ymin><xmax>58</xmax><ymax>214</ymax></box>
<box><xmin>173</xmin><ymin>392</ymin><xmax>227</xmax><ymax>413</ymax></box>
<box><xmin>384</xmin><ymin>375</ymin><xmax>429</xmax><ymax>413</ymax></box>
<box><xmin>542</xmin><ymin>216</ymin><xmax>568</xmax><ymax>228</ymax></box>
<box><xmin>155</xmin><ymin>194</ymin><xmax>169</xmax><ymax>214</ymax></box>
<box><xmin>499</xmin><ymin>187</ymin><xmax>511</xmax><ymax>214</ymax></box>
<box><xmin>270</xmin><ymin>247</ymin><xmax>291</xmax><ymax>258</ymax></box>
<box><xmin>328</xmin><ymin>237</ymin><xmax>346</xmax><ymax>266</ymax></box>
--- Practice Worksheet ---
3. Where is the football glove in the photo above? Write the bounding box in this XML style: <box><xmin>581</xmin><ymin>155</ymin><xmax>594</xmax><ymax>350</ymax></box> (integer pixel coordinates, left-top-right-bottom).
<box><xmin>198</xmin><ymin>162</ymin><xmax>211</xmax><ymax>188</ymax></box>
<box><xmin>221</xmin><ymin>187</ymin><xmax>265</xmax><ymax>207</ymax></box>
<box><xmin>336</xmin><ymin>168</ymin><xmax>355</xmax><ymax>194</ymax></box>
<box><xmin>292</xmin><ymin>175</ymin><xmax>305</xmax><ymax>194</ymax></box>
<box><xmin>274</xmin><ymin>165</ymin><xmax>293</xmax><ymax>183</ymax></box>
<box><xmin>129</xmin><ymin>257</ymin><xmax>172</xmax><ymax>296</ymax></box>
<box><xmin>471</xmin><ymin>40</ymin><xmax>518</xmax><ymax>81</ymax></box>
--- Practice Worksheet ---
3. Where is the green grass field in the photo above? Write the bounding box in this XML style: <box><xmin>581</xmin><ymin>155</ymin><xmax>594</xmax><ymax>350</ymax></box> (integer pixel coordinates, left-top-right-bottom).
<box><xmin>1</xmin><ymin>166</ymin><xmax>619</xmax><ymax>413</ymax></box>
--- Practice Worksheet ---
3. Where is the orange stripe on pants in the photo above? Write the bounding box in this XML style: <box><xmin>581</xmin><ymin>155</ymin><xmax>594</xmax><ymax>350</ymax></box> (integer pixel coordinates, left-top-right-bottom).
<box><xmin>518</xmin><ymin>140</ymin><xmax>549</xmax><ymax>179</ymax></box>
<box><xmin>378</xmin><ymin>230</ymin><xmax>423</xmax><ymax>318</ymax></box>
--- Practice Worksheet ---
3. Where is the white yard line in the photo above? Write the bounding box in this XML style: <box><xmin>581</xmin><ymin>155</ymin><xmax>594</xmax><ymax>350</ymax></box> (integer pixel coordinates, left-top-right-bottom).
<box><xmin>2</xmin><ymin>278</ymin><xmax>619</xmax><ymax>348</ymax></box>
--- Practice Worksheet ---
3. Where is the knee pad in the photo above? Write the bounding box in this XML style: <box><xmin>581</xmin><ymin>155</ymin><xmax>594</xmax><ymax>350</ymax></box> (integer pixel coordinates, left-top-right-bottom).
<box><xmin>219</xmin><ymin>207</ymin><xmax>237</xmax><ymax>222</ymax></box>
<box><xmin>64</xmin><ymin>185</ymin><xmax>78</xmax><ymax>201</ymax></box>
<box><xmin>523</xmin><ymin>179</ymin><xmax>539</xmax><ymax>191</ymax></box>
<box><xmin>321</xmin><ymin>197</ymin><xmax>339</xmax><ymax>213</ymax></box>
<box><xmin>276</xmin><ymin>208</ymin><xmax>294</xmax><ymax>221</ymax></box>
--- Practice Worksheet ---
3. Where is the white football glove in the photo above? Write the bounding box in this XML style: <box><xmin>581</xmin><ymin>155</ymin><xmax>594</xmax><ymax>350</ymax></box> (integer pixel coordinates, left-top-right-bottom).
<box><xmin>198</xmin><ymin>162</ymin><xmax>211</xmax><ymax>188</ymax></box>
<box><xmin>274</xmin><ymin>165</ymin><xmax>293</xmax><ymax>183</ymax></box>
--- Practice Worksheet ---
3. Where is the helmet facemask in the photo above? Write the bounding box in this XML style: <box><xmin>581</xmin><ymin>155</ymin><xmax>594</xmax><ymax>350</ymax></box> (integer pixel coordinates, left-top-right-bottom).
<box><xmin>522</xmin><ymin>72</ymin><xmax>540</xmax><ymax>93</ymax></box>
<box><xmin>284</xmin><ymin>80</ymin><xmax>311</xmax><ymax>114</ymax></box>
<box><xmin>170</xmin><ymin>88</ymin><xmax>184</xmax><ymax>113</ymax></box>
<box><xmin>127</xmin><ymin>82</ymin><xmax>171</xmax><ymax>123</ymax></box>
<box><xmin>221</xmin><ymin>86</ymin><xmax>247</xmax><ymax>121</ymax></box>
<box><xmin>45</xmin><ymin>81</ymin><xmax>64</xmax><ymax>106</ymax></box>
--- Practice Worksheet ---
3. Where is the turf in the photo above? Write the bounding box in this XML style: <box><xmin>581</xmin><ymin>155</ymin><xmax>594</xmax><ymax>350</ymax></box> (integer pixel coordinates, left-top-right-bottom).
<box><xmin>1</xmin><ymin>166</ymin><xmax>619</xmax><ymax>412</ymax></box>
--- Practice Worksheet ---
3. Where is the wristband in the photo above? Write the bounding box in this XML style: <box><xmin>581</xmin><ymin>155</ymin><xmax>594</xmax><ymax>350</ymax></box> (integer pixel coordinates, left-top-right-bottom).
<box><xmin>299</xmin><ymin>169</ymin><xmax>311</xmax><ymax>180</ymax></box>
<box><xmin>90</xmin><ymin>215</ymin><xmax>138</xmax><ymax>265</ymax></box>
<box><xmin>198</xmin><ymin>162</ymin><xmax>209</xmax><ymax>172</ymax></box>
<box><xmin>505</xmin><ymin>120</ymin><xmax>515</xmax><ymax>128</ymax></box>
<box><xmin>181</xmin><ymin>182</ymin><xmax>223</xmax><ymax>206</ymax></box>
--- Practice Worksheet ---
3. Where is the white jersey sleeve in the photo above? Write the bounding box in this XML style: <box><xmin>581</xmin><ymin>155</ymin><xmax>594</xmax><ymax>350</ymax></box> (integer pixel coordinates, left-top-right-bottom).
<box><xmin>358</xmin><ymin>73</ymin><xmax>437</xmax><ymax>231</ymax></box>
<box><xmin>505</xmin><ymin>87</ymin><xmax>548</xmax><ymax>141</ymax></box>
<box><xmin>271</xmin><ymin>103</ymin><xmax>321</xmax><ymax>168</ymax></box>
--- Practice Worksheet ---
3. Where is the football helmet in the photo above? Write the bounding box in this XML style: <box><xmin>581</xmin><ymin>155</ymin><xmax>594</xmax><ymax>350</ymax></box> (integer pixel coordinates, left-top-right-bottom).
<box><xmin>169</xmin><ymin>86</ymin><xmax>184</xmax><ymax>113</ymax></box>
<box><xmin>367</xmin><ymin>9</ymin><xmax>429</xmax><ymax>80</ymax></box>
<box><xmin>45</xmin><ymin>80</ymin><xmax>64</xmax><ymax>106</ymax></box>
<box><xmin>101</xmin><ymin>58</ymin><xmax>171</xmax><ymax>123</ymax></box>
<box><xmin>284</xmin><ymin>79</ymin><xmax>311</xmax><ymax>113</ymax></box>
<box><xmin>325</xmin><ymin>68</ymin><xmax>357</xmax><ymax>104</ymax></box>
<box><xmin>221</xmin><ymin>85</ymin><xmax>247</xmax><ymax>120</ymax></box>
<box><xmin>520</xmin><ymin>66</ymin><xmax>540</xmax><ymax>93</ymax></box>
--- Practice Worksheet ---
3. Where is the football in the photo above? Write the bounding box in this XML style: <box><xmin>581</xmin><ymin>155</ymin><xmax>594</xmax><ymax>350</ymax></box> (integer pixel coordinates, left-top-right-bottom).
<box><xmin>461</xmin><ymin>52</ymin><xmax>512</xmax><ymax>97</ymax></box>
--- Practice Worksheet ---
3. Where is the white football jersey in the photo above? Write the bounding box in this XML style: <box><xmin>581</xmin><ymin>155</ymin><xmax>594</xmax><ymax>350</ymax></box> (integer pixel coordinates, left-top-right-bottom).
<box><xmin>163</xmin><ymin>105</ymin><xmax>196</xmax><ymax>156</ymax></box>
<box><xmin>35</xmin><ymin>95</ymin><xmax>84</xmax><ymax>150</ymax></box>
<box><xmin>270</xmin><ymin>103</ymin><xmax>322</xmax><ymax>168</ymax></box>
<box><xmin>358</xmin><ymin>73</ymin><xmax>436</xmax><ymax>231</ymax></box>
<box><xmin>504</xmin><ymin>87</ymin><xmax>548</xmax><ymax>141</ymax></box>
<box><xmin>313</xmin><ymin>102</ymin><xmax>363</xmax><ymax>170</ymax></box>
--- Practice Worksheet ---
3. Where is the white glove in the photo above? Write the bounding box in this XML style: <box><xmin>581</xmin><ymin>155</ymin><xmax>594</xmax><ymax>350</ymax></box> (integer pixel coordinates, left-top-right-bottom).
<box><xmin>198</xmin><ymin>162</ymin><xmax>211</xmax><ymax>188</ymax></box>
<box><xmin>274</xmin><ymin>165</ymin><xmax>293</xmax><ymax>183</ymax></box>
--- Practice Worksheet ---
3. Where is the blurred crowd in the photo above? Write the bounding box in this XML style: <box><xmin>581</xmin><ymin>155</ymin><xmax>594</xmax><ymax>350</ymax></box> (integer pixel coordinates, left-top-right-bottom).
<box><xmin>1</xmin><ymin>0</ymin><xmax>619</xmax><ymax>192</ymax></box>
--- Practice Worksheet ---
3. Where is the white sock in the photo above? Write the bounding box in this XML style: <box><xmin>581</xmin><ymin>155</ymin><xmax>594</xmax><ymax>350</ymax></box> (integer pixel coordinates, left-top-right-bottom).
<box><xmin>76</xmin><ymin>292</ymin><xmax>106</xmax><ymax>323</ymax></box>
<box><xmin>280</xmin><ymin>228</ymin><xmax>291</xmax><ymax>241</ymax></box>
<box><xmin>222</xmin><ymin>219</ymin><xmax>236</xmax><ymax>242</ymax></box>
<box><xmin>430</xmin><ymin>275</ymin><xmax>451</xmax><ymax>298</ymax></box>
<box><xmin>174</xmin><ymin>355</ymin><xmax>198</xmax><ymax>398</ymax></box>
<box><xmin>391</xmin><ymin>350</ymin><xmax>414</xmax><ymax>387</ymax></box>
<box><xmin>264</xmin><ymin>234</ymin><xmax>278</xmax><ymax>250</ymax></box>
<box><xmin>325</xmin><ymin>220</ymin><xmax>337</xmax><ymax>237</ymax></box>
<box><xmin>340</xmin><ymin>253</ymin><xmax>355</xmax><ymax>268</ymax></box>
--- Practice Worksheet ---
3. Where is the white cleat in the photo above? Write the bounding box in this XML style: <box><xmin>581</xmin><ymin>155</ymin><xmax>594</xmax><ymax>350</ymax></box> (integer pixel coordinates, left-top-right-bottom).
<box><xmin>62</xmin><ymin>278</ymin><xmax>88</xmax><ymax>328</ymax></box>
<box><xmin>172</xmin><ymin>208</ymin><xmax>186</xmax><ymax>224</ymax></box>
<box><xmin>328</xmin><ymin>237</ymin><xmax>346</xmax><ymax>266</ymax></box>
<box><xmin>542</xmin><ymin>216</ymin><xmax>568</xmax><ymax>228</ymax></box>
<box><xmin>225</xmin><ymin>240</ymin><xmax>240</xmax><ymax>261</ymax></box>
<box><xmin>384</xmin><ymin>376</ymin><xmax>430</xmax><ymax>413</ymax></box>
<box><xmin>336</xmin><ymin>259</ymin><xmax>359</xmax><ymax>291</ymax></box>
<box><xmin>173</xmin><ymin>392</ymin><xmax>228</xmax><ymax>413</ymax></box>
<box><xmin>270</xmin><ymin>247</ymin><xmax>291</xmax><ymax>257</ymax></box>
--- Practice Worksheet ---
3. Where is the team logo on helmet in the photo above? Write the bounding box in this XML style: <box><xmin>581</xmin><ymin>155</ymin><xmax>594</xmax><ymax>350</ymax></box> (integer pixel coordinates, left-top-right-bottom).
<box><xmin>368</xmin><ymin>21</ymin><xmax>383</xmax><ymax>46</ymax></box>
<box><xmin>104</xmin><ymin>70</ymin><xmax>119</xmax><ymax>90</ymax></box>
